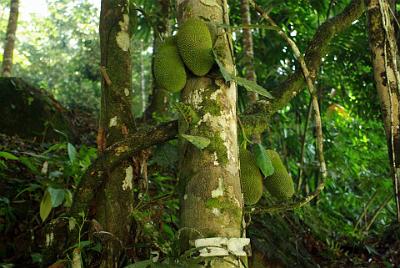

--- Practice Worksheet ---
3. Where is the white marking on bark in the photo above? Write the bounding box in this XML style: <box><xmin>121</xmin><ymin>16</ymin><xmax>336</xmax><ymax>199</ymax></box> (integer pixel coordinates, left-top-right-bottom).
<box><xmin>213</xmin><ymin>152</ymin><xmax>219</xmax><ymax>166</ymax></box>
<box><xmin>122</xmin><ymin>166</ymin><xmax>133</xmax><ymax>190</ymax></box>
<box><xmin>45</xmin><ymin>232</ymin><xmax>54</xmax><ymax>247</ymax></box>
<box><xmin>116</xmin><ymin>14</ymin><xmax>130</xmax><ymax>51</ymax></box>
<box><xmin>189</xmin><ymin>87</ymin><xmax>204</xmax><ymax>109</ymax></box>
<box><xmin>211</xmin><ymin>177</ymin><xmax>224</xmax><ymax>197</ymax></box>
<box><xmin>212</xmin><ymin>208</ymin><xmax>221</xmax><ymax>216</ymax></box>
<box><xmin>109</xmin><ymin>116</ymin><xmax>118</xmax><ymax>127</ymax></box>
<box><xmin>124</xmin><ymin>88</ymin><xmax>130</xmax><ymax>96</ymax></box>
<box><xmin>184</xmin><ymin>194</ymin><xmax>188</xmax><ymax>200</ymax></box>
<box><xmin>210</xmin><ymin>88</ymin><xmax>222</xmax><ymax>100</ymax></box>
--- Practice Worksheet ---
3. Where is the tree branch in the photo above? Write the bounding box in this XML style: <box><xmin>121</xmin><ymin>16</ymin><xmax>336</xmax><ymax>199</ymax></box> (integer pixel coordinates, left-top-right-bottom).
<box><xmin>247</xmin><ymin>0</ymin><xmax>365</xmax><ymax>117</ymax></box>
<box><xmin>70</xmin><ymin>120</ymin><xmax>178</xmax><ymax>216</ymax></box>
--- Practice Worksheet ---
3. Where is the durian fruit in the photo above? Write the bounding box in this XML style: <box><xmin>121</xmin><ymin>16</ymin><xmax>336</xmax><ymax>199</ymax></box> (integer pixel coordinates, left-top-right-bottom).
<box><xmin>239</xmin><ymin>149</ymin><xmax>264</xmax><ymax>205</ymax></box>
<box><xmin>153</xmin><ymin>37</ymin><xmax>187</xmax><ymax>93</ymax></box>
<box><xmin>176</xmin><ymin>18</ymin><xmax>214</xmax><ymax>76</ymax></box>
<box><xmin>265</xmin><ymin>150</ymin><xmax>295</xmax><ymax>200</ymax></box>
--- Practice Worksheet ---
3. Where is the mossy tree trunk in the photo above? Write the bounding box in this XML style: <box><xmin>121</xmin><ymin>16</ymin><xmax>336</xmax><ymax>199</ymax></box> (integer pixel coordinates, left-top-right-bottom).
<box><xmin>96</xmin><ymin>0</ymin><xmax>136</xmax><ymax>266</ymax></box>
<box><xmin>176</xmin><ymin>1</ymin><xmax>246</xmax><ymax>267</ymax></box>
<box><xmin>2</xmin><ymin>0</ymin><xmax>19</xmax><ymax>77</ymax></box>
<box><xmin>366</xmin><ymin>0</ymin><xmax>400</xmax><ymax>222</ymax></box>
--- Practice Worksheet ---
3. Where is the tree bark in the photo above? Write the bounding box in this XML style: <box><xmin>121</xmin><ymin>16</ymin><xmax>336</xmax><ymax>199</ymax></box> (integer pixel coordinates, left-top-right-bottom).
<box><xmin>2</xmin><ymin>0</ymin><xmax>19</xmax><ymax>77</ymax></box>
<box><xmin>145</xmin><ymin>0</ymin><xmax>172</xmax><ymax>120</ymax></box>
<box><xmin>96</xmin><ymin>1</ymin><xmax>136</xmax><ymax>266</ymax></box>
<box><xmin>240</xmin><ymin>0</ymin><xmax>257</xmax><ymax>102</ymax></box>
<box><xmin>366</xmin><ymin>0</ymin><xmax>400</xmax><ymax>222</ymax></box>
<box><xmin>176</xmin><ymin>1</ymin><xmax>246</xmax><ymax>267</ymax></box>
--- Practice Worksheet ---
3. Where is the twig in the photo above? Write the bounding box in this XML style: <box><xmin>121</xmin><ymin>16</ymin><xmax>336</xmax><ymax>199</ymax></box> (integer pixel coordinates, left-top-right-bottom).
<box><xmin>297</xmin><ymin>98</ymin><xmax>313</xmax><ymax>192</ymax></box>
<box><xmin>364</xmin><ymin>195</ymin><xmax>392</xmax><ymax>232</ymax></box>
<box><xmin>250</xmin><ymin>0</ymin><xmax>328</xmax><ymax>182</ymax></box>
<box><xmin>355</xmin><ymin>190</ymin><xmax>378</xmax><ymax>229</ymax></box>
<box><xmin>100</xmin><ymin>66</ymin><xmax>112</xmax><ymax>86</ymax></box>
<box><xmin>250</xmin><ymin>179</ymin><xmax>325</xmax><ymax>214</ymax></box>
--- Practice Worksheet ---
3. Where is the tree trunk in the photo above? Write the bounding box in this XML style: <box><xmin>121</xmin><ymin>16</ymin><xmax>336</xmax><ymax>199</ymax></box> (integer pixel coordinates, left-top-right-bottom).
<box><xmin>366</xmin><ymin>0</ymin><xmax>400</xmax><ymax>222</ymax></box>
<box><xmin>240</xmin><ymin>0</ymin><xmax>257</xmax><ymax>102</ymax></box>
<box><xmin>145</xmin><ymin>0</ymin><xmax>172</xmax><ymax>119</ymax></box>
<box><xmin>176</xmin><ymin>1</ymin><xmax>246</xmax><ymax>267</ymax></box>
<box><xmin>2</xmin><ymin>0</ymin><xmax>19</xmax><ymax>77</ymax></box>
<box><xmin>240</xmin><ymin>0</ymin><xmax>261</xmax><ymax>145</ymax></box>
<box><xmin>96</xmin><ymin>0</ymin><xmax>136</xmax><ymax>266</ymax></box>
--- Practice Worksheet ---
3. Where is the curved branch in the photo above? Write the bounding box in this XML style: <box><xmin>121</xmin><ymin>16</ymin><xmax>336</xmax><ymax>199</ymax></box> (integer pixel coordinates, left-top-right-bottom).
<box><xmin>247</xmin><ymin>0</ymin><xmax>365</xmax><ymax>117</ymax></box>
<box><xmin>70</xmin><ymin>120</ymin><xmax>178</xmax><ymax>216</ymax></box>
<box><xmin>249</xmin><ymin>178</ymin><xmax>325</xmax><ymax>214</ymax></box>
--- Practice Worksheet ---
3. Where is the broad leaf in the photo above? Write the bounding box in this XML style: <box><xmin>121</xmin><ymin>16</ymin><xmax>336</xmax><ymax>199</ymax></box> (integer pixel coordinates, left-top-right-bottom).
<box><xmin>0</xmin><ymin>151</ymin><xmax>19</xmax><ymax>160</ymax></box>
<box><xmin>68</xmin><ymin>143</ymin><xmax>77</xmax><ymax>163</ymax></box>
<box><xmin>48</xmin><ymin>187</ymin><xmax>65</xmax><ymax>208</ymax></box>
<box><xmin>253</xmin><ymin>143</ymin><xmax>274</xmax><ymax>177</ymax></box>
<box><xmin>181</xmin><ymin>134</ymin><xmax>210</xmax><ymax>150</ymax></box>
<box><xmin>235</xmin><ymin>77</ymin><xmax>273</xmax><ymax>99</ymax></box>
<box><xmin>40</xmin><ymin>190</ymin><xmax>52</xmax><ymax>222</ymax></box>
<box><xmin>213</xmin><ymin>50</ymin><xmax>233</xmax><ymax>82</ymax></box>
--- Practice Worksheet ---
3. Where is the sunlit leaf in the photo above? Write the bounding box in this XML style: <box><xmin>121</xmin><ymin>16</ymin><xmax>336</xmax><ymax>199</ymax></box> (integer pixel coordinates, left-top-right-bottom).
<box><xmin>40</xmin><ymin>190</ymin><xmax>52</xmax><ymax>222</ymax></box>
<box><xmin>0</xmin><ymin>151</ymin><xmax>19</xmax><ymax>160</ymax></box>
<box><xmin>253</xmin><ymin>144</ymin><xmax>274</xmax><ymax>177</ymax></box>
<box><xmin>235</xmin><ymin>77</ymin><xmax>273</xmax><ymax>99</ymax></box>
<box><xmin>181</xmin><ymin>134</ymin><xmax>211</xmax><ymax>150</ymax></box>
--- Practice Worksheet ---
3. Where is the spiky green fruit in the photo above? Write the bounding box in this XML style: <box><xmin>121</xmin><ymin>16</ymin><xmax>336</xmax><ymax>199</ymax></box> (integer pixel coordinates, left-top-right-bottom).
<box><xmin>153</xmin><ymin>38</ymin><xmax>187</xmax><ymax>93</ymax></box>
<box><xmin>177</xmin><ymin>18</ymin><xmax>214</xmax><ymax>76</ymax></box>
<box><xmin>265</xmin><ymin>150</ymin><xmax>295</xmax><ymax>200</ymax></box>
<box><xmin>240</xmin><ymin>149</ymin><xmax>264</xmax><ymax>205</ymax></box>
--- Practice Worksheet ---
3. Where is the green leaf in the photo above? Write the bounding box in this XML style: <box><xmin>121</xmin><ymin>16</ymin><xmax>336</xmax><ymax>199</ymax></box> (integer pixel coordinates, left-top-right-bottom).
<box><xmin>40</xmin><ymin>190</ymin><xmax>52</xmax><ymax>222</ymax></box>
<box><xmin>64</xmin><ymin>189</ymin><xmax>73</xmax><ymax>207</ymax></box>
<box><xmin>19</xmin><ymin>156</ymin><xmax>39</xmax><ymax>173</ymax></box>
<box><xmin>235</xmin><ymin>77</ymin><xmax>273</xmax><ymax>99</ymax></box>
<box><xmin>253</xmin><ymin>144</ymin><xmax>274</xmax><ymax>177</ymax></box>
<box><xmin>0</xmin><ymin>151</ymin><xmax>19</xmax><ymax>160</ymax></box>
<box><xmin>213</xmin><ymin>50</ymin><xmax>233</xmax><ymax>82</ymax></box>
<box><xmin>181</xmin><ymin>134</ymin><xmax>211</xmax><ymax>150</ymax></box>
<box><xmin>68</xmin><ymin>143</ymin><xmax>77</xmax><ymax>163</ymax></box>
<box><xmin>47</xmin><ymin>187</ymin><xmax>65</xmax><ymax>208</ymax></box>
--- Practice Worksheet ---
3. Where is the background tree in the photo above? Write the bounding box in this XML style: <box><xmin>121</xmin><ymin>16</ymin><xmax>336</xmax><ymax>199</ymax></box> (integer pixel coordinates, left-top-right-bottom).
<box><xmin>1</xmin><ymin>0</ymin><xmax>19</xmax><ymax>77</ymax></box>
<box><xmin>366</xmin><ymin>0</ymin><xmax>400</xmax><ymax>222</ymax></box>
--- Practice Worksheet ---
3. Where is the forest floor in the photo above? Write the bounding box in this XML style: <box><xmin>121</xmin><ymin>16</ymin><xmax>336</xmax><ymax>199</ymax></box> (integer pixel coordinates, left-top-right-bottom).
<box><xmin>0</xmin><ymin>107</ymin><xmax>399</xmax><ymax>267</ymax></box>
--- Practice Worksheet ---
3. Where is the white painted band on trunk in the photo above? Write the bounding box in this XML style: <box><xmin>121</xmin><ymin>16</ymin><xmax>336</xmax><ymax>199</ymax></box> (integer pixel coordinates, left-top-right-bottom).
<box><xmin>194</xmin><ymin>237</ymin><xmax>250</xmax><ymax>257</ymax></box>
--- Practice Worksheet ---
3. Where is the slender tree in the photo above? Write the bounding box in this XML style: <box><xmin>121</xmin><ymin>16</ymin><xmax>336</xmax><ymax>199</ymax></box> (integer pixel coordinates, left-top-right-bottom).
<box><xmin>1</xmin><ymin>0</ymin><xmax>19</xmax><ymax>77</ymax></box>
<box><xmin>146</xmin><ymin>0</ymin><xmax>172</xmax><ymax>119</ymax></box>
<box><xmin>366</xmin><ymin>0</ymin><xmax>400</xmax><ymax>222</ymax></box>
<box><xmin>176</xmin><ymin>1</ymin><xmax>246</xmax><ymax>267</ymax></box>
<box><xmin>96</xmin><ymin>0</ymin><xmax>136</xmax><ymax>266</ymax></box>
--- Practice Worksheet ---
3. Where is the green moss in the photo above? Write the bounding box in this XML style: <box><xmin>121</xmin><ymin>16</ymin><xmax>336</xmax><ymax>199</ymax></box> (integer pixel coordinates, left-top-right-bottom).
<box><xmin>265</xmin><ymin>150</ymin><xmax>295</xmax><ymax>200</ymax></box>
<box><xmin>206</xmin><ymin>197</ymin><xmax>241</xmax><ymax>219</ymax></box>
<box><xmin>239</xmin><ymin>149</ymin><xmax>264</xmax><ymax>205</ymax></box>
<box><xmin>153</xmin><ymin>39</ymin><xmax>187</xmax><ymax>93</ymax></box>
<box><xmin>207</xmin><ymin>135</ymin><xmax>228</xmax><ymax>165</ymax></box>
<box><xmin>177</xmin><ymin>18</ymin><xmax>214</xmax><ymax>76</ymax></box>
<box><xmin>202</xmin><ymin>100</ymin><xmax>221</xmax><ymax>116</ymax></box>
